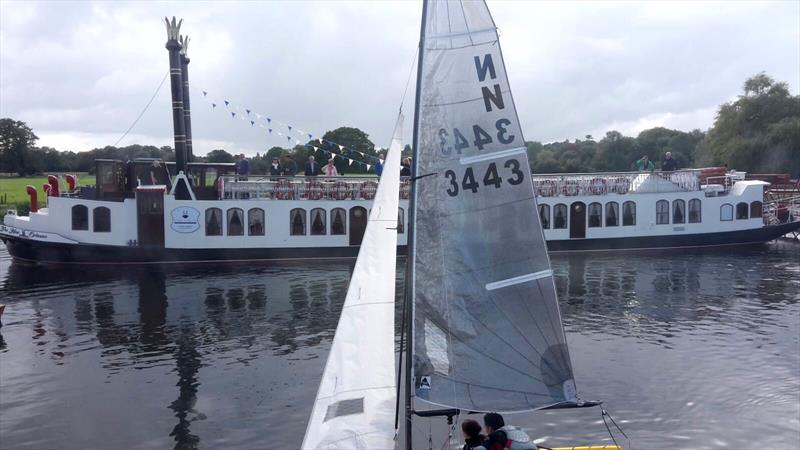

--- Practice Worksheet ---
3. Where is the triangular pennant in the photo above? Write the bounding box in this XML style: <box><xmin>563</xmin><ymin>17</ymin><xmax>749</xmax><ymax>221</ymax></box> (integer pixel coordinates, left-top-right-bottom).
<box><xmin>331</xmin><ymin>154</ymin><xmax>336</xmax><ymax>161</ymax></box>
<box><xmin>231</xmin><ymin>112</ymin><xmax>236</xmax><ymax>118</ymax></box>
<box><xmin>267</xmin><ymin>118</ymin><xmax>271</xmax><ymax>123</ymax></box>
<box><xmin>212</xmin><ymin>103</ymin><xmax>217</xmax><ymax>108</ymax></box>
<box><xmin>250</xmin><ymin>120</ymin><xmax>255</xmax><ymax>126</ymax></box>
<box><xmin>202</xmin><ymin>91</ymin><xmax>207</xmax><ymax>96</ymax></box>
<box><xmin>366</xmin><ymin>164</ymin><xmax>372</xmax><ymax>171</ymax></box>
<box><xmin>224</xmin><ymin>100</ymin><xmax>230</xmax><ymax>107</ymax></box>
<box><xmin>308</xmin><ymin>133</ymin><xmax>313</xmax><ymax>139</ymax></box>
<box><xmin>318</xmin><ymin>138</ymin><xmax>324</xmax><ymax>143</ymax></box>
<box><xmin>338</xmin><ymin>145</ymin><xmax>344</xmax><ymax>151</ymax></box>
<box><xmin>288</xmin><ymin>125</ymin><xmax>292</xmax><ymax>131</ymax></box>
<box><xmin>268</xmin><ymin>128</ymin><xmax>272</xmax><ymax>133</ymax></box>
<box><xmin>287</xmin><ymin>136</ymin><xmax>291</xmax><ymax>141</ymax></box>
<box><xmin>348</xmin><ymin>159</ymin><xmax>354</xmax><ymax>166</ymax></box>
<box><xmin>246</xmin><ymin>109</ymin><xmax>251</xmax><ymax>115</ymax></box>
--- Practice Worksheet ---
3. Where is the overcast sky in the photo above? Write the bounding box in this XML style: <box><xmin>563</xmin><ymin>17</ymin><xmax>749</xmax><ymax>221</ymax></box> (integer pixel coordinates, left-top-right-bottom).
<box><xmin>1</xmin><ymin>0</ymin><xmax>798</xmax><ymax>156</ymax></box>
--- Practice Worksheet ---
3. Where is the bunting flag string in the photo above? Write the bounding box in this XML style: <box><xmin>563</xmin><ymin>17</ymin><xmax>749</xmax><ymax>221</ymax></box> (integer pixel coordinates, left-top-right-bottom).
<box><xmin>199</xmin><ymin>88</ymin><xmax>379</xmax><ymax>171</ymax></box>
<box><xmin>198</xmin><ymin>88</ymin><xmax>384</xmax><ymax>165</ymax></box>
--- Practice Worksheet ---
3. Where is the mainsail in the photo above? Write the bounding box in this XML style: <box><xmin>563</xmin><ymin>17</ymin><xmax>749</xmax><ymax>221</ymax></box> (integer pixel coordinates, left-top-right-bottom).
<box><xmin>301</xmin><ymin>114</ymin><xmax>404</xmax><ymax>450</ymax></box>
<box><xmin>409</xmin><ymin>0</ymin><xmax>577</xmax><ymax>413</ymax></box>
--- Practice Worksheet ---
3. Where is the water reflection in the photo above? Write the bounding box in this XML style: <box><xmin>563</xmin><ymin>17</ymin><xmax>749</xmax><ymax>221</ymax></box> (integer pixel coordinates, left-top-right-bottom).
<box><xmin>0</xmin><ymin>241</ymin><xmax>798</xmax><ymax>449</ymax></box>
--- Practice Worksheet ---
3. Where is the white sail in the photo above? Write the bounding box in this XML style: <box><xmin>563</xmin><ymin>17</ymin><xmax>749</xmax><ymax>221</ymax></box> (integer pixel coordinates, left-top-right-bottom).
<box><xmin>302</xmin><ymin>114</ymin><xmax>405</xmax><ymax>450</ymax></box>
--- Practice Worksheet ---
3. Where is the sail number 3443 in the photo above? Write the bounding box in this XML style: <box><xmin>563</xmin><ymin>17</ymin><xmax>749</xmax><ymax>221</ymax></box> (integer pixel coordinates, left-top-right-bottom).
<box><xmin>444</xmin><ymin>159</ymin><xmax>524</xmax><ymax>197</ymax></box>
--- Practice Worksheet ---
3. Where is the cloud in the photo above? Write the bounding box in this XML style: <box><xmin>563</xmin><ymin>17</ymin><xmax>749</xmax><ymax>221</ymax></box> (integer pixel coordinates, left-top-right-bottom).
<box><xmin>1</xmin><ymin>0</ymin><xmax>798</xmax><ymax>155</ymax></box>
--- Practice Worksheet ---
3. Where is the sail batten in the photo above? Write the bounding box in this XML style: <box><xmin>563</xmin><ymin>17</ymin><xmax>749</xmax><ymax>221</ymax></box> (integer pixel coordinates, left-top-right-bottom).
<box><xmin>301</xmin><ymin>114</ymin><xmax>405</xmax><ymax>450</ymax></box>
<box><xmin>409</xmin><ymin>0</ymin><xmax>577</xmax><ymax>413</ymax></box>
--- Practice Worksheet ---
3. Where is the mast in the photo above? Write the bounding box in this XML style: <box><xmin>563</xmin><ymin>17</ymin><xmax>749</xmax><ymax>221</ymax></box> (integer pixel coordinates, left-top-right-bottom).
<box><xmin>179</xmin><ymin>35</ymin><xmax>194</xmax><ymax>163</ymax></box>
<box><xmin>164</xmin><ymin>17</ymin><xmax>187</xmax><ymax>175</ymax></box>
<box><xmin>404</xmin><ymin>1</ymin><xmax>428</xmax><ymax>448</ymax></box>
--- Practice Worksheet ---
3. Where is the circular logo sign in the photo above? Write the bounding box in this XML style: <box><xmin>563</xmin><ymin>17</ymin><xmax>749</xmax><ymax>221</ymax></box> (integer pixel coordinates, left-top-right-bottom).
<box><xmin>170</xmin><ymin>207</ymin><xmax>200</xmax><ymax>233</ymax></box>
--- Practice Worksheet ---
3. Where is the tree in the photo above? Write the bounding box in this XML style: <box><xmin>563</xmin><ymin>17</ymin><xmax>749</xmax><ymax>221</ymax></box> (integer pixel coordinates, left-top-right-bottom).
<box><xmin>206</xmin><ymin>149</ymin><xmax>235</xmax><ymax>163</ymax></box>
<box><xmin>316</xmin><ymin>127</ymin><xmax>377</xmax><ymax>174</ymax></box>
<box><xmin>0</xmin><ymin>118</ymin><xmax>39</xmax><ymax>175</ymax></box>
<box><xmin>706</xmin><ymin>73</ymin><xmax>800</xmax><ymax>175</ymax></box>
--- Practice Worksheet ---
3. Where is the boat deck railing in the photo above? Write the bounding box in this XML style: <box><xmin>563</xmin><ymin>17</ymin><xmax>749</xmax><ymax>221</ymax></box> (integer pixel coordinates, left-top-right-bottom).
<box><xmin>530</xmin><ymin>168</ymin><xmax>733</xmax><ymax>197</ymax></box>
<box><xmin>219</xmin><ymin>176</ymin><xmax>411</xmax><ymax>201</ymax></box>
<box><xmin>764</xmin><ymin>195</ymin><xmax>800</xmax><ymax>225</ymax></box>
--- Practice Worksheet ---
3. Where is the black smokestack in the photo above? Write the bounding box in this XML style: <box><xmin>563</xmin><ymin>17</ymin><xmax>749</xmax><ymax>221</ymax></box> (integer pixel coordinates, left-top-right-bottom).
<box><xmin>179</xmin><ymin>35</ymin><xmax>193</xmax><ymax>163</ymax></box>
<box><xmin>165</xmin><ymin>17</ymin><xmax>187</xmax><ymax>174</ymax></box>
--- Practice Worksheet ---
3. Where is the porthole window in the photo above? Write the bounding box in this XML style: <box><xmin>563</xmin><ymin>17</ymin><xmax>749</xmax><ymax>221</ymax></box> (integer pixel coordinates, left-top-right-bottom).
<box><xmin>71</xmin><ymin>205</ymin><xmax>88</xmax><ymax>230</ymax></box>
<box><xmin>622</xmin><ymin>201</ymin><xmax>636</xmax><ymax>226</ymax></box>
<box><xmin>205</xmin><ymin>208</ymin><xmax>222</xmax><ymax>236</ymax></box>
<box><xmin>554</xmin><ymin>204</ymin><xmax>568</xmax><ymax>229</ymax></box>
<box><xmin>673</xmin><ymin>199</ymin><xmax>685</xmax><ymax>224</ymax></box>
<box><xmin>588</xmin><ymin>202</ymin><xmax>602</xmax><ymax>228</ymax></box>
<box><xmin>656</xmin><ymin>200</ymin><xmax>669</xmax><ymax>224</ymax></box>
<box><xmin>227</xmin><ymin>208</ymin><xmax>244</xmax><ymax>236</ymax></box>
<box><xmin>720</xmin><ymin>204</ymin><xmax>733</xmax><ymax>221</ymax></box>
<box><xmin>248</xmin><ymin>208</ymin><xmax>265</xmax><ymax>236</ymax></box>
<box><xmin>93</xmin><ymin>207</ymin><xmax>111</xmax><ymax>232</ymax></box>
<box><xmin>736</xmin><ymin>202</ymin><xmax>748</xmax><ymax>220</ymax></box>
<box><xmin>539</xmin><ymin>204</ymin><xmax>550</xmax><ymax>229</ymax></box>
<box><xmin>310</xmin><ymin>208</ymin><xmax>327</xmax><ymax>235</ymax></box>
<box><xmin>750</xmin><ymin>201</ymin><xmax>762</xmax><ymax>219</ymax></box>
<box><xmin>331</xmin><ymin>208</ymin><xmax>346</xmax><ymax>235</ymax></box>
<box><xmin>398</xmin><ymin>208</ymin><xmax>405</xmax><ymax>234</ymax></box>
<box><xmin>688</xmin><ymin>199</ymin><xmax>702</xmax><ymax>223</ymax></box>
<box><xmin>290</xmin><ymin>208</ymin><xmax>307</xmax><ymax>236</ymax></box>
<box><xmin>605</xmin><ymin>202</ymin><xmax>619</xmax><ymax>227</ymax></box>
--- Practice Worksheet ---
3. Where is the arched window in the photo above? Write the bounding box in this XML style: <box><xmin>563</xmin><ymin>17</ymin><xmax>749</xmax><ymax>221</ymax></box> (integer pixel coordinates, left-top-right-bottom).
<box><xmin>588</xmin><ymin>202</ymin><xmax>602</xmax><ymax>228</ymax></box>
<box><xmin>720</xmin><ymin>204</ymin><xmax>733</xmax><ymax>221</ymax></box>
<box><xmin>656</xmin><ymin>200</ymin><xmax>669</xmax><ymax>224</ymax></box>
<box><xmin>553</xmin><ymin>204</ymin><xmax>568</xmax><ymax>229</ymax></box>
<box><xmin>623</xmin><ymin>201</ymin><xmax>636</xmax><ymax>226</ymax></box>
<box><xmin>672</xmin><ymin>199</ymin><xmax>686</xmax><ymax>224</ymax></box>
<box><xmin>736</xmin><ymin>202</ymin><xmax>748</xmax><ymax>220</ymax></box>
<box><xmin>539</xmin><ymin>204</ymin><xmax>550</xmax><ymax>229</ymax></box>
<box><xmin>331</xmin><ymin>208</ymin><xmax>346</xmax><ymax>235</ymax></box>
<box><xmin>398</xmin><ymin>208</ymin><xmax>405</xmax><ymax>234</ymax></box>
<box><xmin>605</xmin><ymin>202</ymin><xmax>619</xmax><ymax>227</ymax></box>
<box><xmin>205</xmin><ymin>208</ymin><xmax>222</xmax><ymax>236</ymax></box>
<box><xmin>71</xmin><ymin>205</ymin><xmax>88</xmax><ymax>230</ymax></box>
<box><xmin>750</xmin><ymin>201</ymin><xmax>762</xmax><ymax>219</ymax></box>
<box><xmin>688</xmin><ymin>199</ymin><xmax>702</xmax><ymax>223</ymax></box>
<box><xmin>93</xmin><ymin>207</ymin><xmax>111</xmax><ymax>232</ymax></box>
<box><xmin>290</xmin><ymin>208</ymin><xmax>306</xmax><ymax>236</ymax></box>
<box><xmin>226</xmin><ymin>208</ymin><xmax>244</xmax><ymax>236</ymax></box>
<box><xmin>310</xmin><ymin>208</ymin><xmax>327</xmax><ymax>235</ymax></box>
<box><xmin>248</xmin><ymin>208</ymin><xmax>265</xmax><ymax>236</ymax></box>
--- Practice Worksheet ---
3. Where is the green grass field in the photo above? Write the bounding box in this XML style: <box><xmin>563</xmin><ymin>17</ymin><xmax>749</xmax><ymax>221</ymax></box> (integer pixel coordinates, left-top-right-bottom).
<box><xmin>0</xmin><ymin>174</ymin><xmax>95</xmax><ymax>211</ymax></box>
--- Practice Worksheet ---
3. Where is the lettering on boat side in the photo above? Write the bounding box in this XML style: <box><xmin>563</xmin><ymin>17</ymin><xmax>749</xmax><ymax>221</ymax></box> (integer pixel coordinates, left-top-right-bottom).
<box><xmin>0</xmin><ymin>225</ymin><xmax>50</xmax><ymax>240</ymax></box>
<box><xmin>170</xmin><ymin>207</ymin><xmax>200</xmax><ymax>233</ymax></box>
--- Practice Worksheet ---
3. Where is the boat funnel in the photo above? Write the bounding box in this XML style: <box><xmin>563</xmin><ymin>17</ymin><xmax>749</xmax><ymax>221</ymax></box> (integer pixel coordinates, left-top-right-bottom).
<box><xmin>66</xmin><ymin>174</ymin><xmax>76</xmax><ymax>192</ymax></box>
<box><xmin>26</xmin><ymin>185</ymin><xmax>38</xmax><ymax>213</ymax></box>
<box><xmin>47</xmin><ymin>175</ymin><xmax>59</xmax><ymax>197</ymax></box>
<box><xmin>164</xmin><ymin>16</ymin><xmax>187</xmax><ymax>176</ymax></box>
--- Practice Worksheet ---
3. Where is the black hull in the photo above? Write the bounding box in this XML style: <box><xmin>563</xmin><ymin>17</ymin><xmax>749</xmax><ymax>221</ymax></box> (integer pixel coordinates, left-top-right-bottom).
<box><xmin>2</xmin><ymin>222</ymin><xmax>798</xmax><ymax>265</ymax></box>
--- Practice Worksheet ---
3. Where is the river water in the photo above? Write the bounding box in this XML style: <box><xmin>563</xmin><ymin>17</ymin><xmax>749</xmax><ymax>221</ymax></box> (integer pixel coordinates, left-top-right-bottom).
<box><xmin>0</xmin><ymin>242</ymin><xmax>798</xmax><ymax>449</ymax></box>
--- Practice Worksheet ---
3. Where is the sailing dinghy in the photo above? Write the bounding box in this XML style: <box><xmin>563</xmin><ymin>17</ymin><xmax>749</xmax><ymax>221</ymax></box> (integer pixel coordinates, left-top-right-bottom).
<box><xmin>304</xmin><ymin>1</ymin><xmax>623</xmax><ymax>448</ymax></box>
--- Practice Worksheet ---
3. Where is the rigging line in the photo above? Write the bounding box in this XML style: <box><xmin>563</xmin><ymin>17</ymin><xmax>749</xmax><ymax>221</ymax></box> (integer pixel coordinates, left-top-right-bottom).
<box><xmin>601</xmin><ymin>408</ymin><xmax>622</xmax><ymax>450</ymax></box>
<box><xmin>112</xmin><ymin>70</ymin><xmax>169</xmax><ymax>147</ymax></box>
<box><xmin>399</xmin><ymin>46</ymin><xmax>419</xmax><ymax>113</ymax></box>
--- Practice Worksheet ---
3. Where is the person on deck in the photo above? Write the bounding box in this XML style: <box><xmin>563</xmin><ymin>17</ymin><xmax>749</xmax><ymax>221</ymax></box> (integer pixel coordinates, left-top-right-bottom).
<box><xmin>305</xmin><ymin>155</ymin><xmax>319</xmax><ymax>176</ymax></box>
<box><xmin>149</xmin><ymin>160</ymin><xmax>170</xmax><ymax>188</ymax></box>
<box><xmin>400</xmin><ymin>158</ymin><xmax>411</xmax><ymax>177</ymax></box>
<box><xmin>269</xmin><ymin>158</ymin><xmax>282</xmax><ymax>176</ymax></box>
<box><xmin>322</xmin><ymin>158</ymin><xmax>339</xmax><ymax>176</ymax></box>
<box><xmin>281</xmin><ymin>155</ymin><xmax>298</xmax><ymax>176</ymax></box>
<box><xmin>661</xmin><ymin>151</ymin><xmax>678</xmax><ymax>172</ymax></box>
<box><xmin>375</xmin><ymin>153</ymin><xmax>385</xmax><ymax>176</ymax></box>
<box><xmin>236</xmin><ymin>154</ymin><xmax>250</xmax><ymax>180</ymax></box>
<box><xmin>483</xmin><ymin>413</ymin><xmax>538</xmax><ymax>450</ymax></box>
<box><xmin>635</xmin><ymin>155</ymin><xmax>655</xmax><ymax>172</ymax></box>
<box><xmin>461</xmin><ymin>419</ymin><xmax>487</xmax><ymax>450</ymax></box>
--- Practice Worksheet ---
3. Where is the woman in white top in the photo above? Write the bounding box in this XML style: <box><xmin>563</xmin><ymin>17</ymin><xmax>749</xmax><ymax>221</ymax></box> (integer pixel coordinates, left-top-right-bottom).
<box><xmin>323</xmin><ymin>159</ymin><xmax>339</xmax><ymax>176</ymax></box>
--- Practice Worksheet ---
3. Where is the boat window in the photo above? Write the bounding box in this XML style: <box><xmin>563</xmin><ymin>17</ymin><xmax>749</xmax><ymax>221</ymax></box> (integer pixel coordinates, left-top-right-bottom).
<box><xmin>656</xmin><ymin>200</ymin><xmax>669</xmax><ymax>224</ymax></box>
<box><xmin>720</xmin><ymin>203</ymin><xmax>733</xmax><ymax>221</ymax></box>
<box><xmin>553</xmin><ymin>204</ymin><xmax>567</xmax><ymax>229</ymax></box>
<box><xmin>248</xmin><ymin>208</ymin><xmax>265</xmax><ymax>236</ymax></box>
<box><xmin>227</xmin><ymin>208</ymin><xmax>244</xmax><ymax>236</ymax></box>
<box><xmin>750</xmin><ymin>201</ymin><xmax>762</xmax><ymax>219</ymax></box>
<box><xmin>736</xmin><ymin>202</ymin><xmax>748</xmax><ymax>219</ymax></box>
<box><xmin>398</xmin><ymin>208</ymin><xmax>405</xmax><ymax>234</ymax></box>
<box><xmin>623</xmin><ymin>201</ymin><xmax>636</xmax><ymax>226</ymax></box>
<box><xmin>331</xmin><ymin>208</ymin><xmax>346</xmax><ymax>235</ymax></box>
<box><xmin>539</xmin><ymin>204</ymin><xmax>550</xmax><ymax>229</ymax></box>
<box><xmin>71</xmin><ymin>205</ymin><xmax>88</xmax><ymax>230</ymax></box>
<box><xmin>93</xmin><ymin>207</ymin><xmax>111</xmax><ymax>232</ymax></box>
<box><xmin>588</xmin><ymin>202</ymin><xmax>602</xmax><ymax>228</ymax></box>
<box><xmin>605</xmin><ymin>202</ymin><xmax>619</xmax><ymax>227</ymax></box>
<box><xmin>290</xmin><ymin>208</ymin><xmax>307</xmax><ymax>236</ymax></box>
<box><xmin>672</xmin><ymin>199</ymin><xmax>686</xmax><ymax>224</ymax></box>
<box><xmin>311</xmin><ymin>208</ymin><xmax>327</xmax><ymax>235</ymax></box>
<box><xmin>205</xmin><ymin>208</ymin><xmax>222</xmax><ymax>236</ymax></box>
<box><xmin>688</xmin><ymin>199</ymin><xmax>701</xmax><ymax>223</ymax></box>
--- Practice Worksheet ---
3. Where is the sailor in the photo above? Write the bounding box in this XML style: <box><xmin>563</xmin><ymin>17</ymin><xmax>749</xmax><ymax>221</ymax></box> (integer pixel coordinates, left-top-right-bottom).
<box><xmin>483</xmin><ymin>413</ymin><xmax>538</xmax><ymax>450</ymax></box>
<box><xmin>461</xmin><ymin>419</ymin><xmax>487</xmax><ymax>450</ymax></box>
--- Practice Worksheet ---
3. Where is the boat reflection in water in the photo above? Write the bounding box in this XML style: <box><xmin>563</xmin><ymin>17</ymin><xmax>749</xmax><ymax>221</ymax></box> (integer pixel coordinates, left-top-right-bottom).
<box><xmin>0</xmin><ymin>242</ymin><xmax>797</xmax><ymax>449</ymax></box>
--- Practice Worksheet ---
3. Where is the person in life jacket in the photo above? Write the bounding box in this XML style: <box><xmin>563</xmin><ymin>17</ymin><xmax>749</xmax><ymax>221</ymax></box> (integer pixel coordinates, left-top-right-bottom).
<box><xmin>483</xmin><ymin>413</ymin><xmax>538</xmax><ymax>450</ymax></box>
<box><xmin>461</xmin><ymin>419</ymin><xmax>487</xmax><ymax>450</ymax></box>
